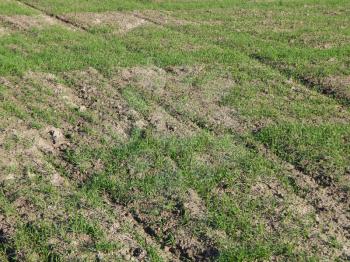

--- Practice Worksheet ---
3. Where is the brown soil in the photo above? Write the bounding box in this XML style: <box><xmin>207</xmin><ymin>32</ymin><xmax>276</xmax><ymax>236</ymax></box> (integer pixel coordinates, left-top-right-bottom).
<box><xmin>112</xmin><ymin>66</ymin><xmax>246</xmax><ymax>135</ymax></box>
<box><xmin>322</xmin><ymin>75</ymin><xmax>350</xmax><ymax>101</ymax></box>
<box><xmin>0</xmin><ymin>14</ymin><xmax>61</xmax><ymax>30</ymax></box>
<box><xmin>250</xmin><ymin>178</ymin><xmax>321</xmax><ymax>254</ymax></box>
<box><xmin>0</xmin><ymin>25</ymin><xmax>9</xmax><ymax>36</ymax></box>
<box><xmin>183</xmin><ymin>189</ymin><xmax>207</xmax><ymax>219</ymax></box>
<box><xmin>131</xmin><ymin>194</ymin><xmax>219</xmax><ymax>261</ymax></box>
<box><xmin>148</xmin><ymin>107</ymin><xmax>196</xmax><ymax>137</ymax></box>
<box><xmin>62</xmin><ymin>67</ymin><xmax>149</xmax><ymax>141</ymax></box>
<box><xmin>0</xmin><ymin>120</ymin><xmax>55</xmax><ymax>181</ymax></box>
<box><xmin>62</xmin><ymin>12</ymin><xmax>149</xmax><ymax>33</ymax></box>
<box><xmin>103</xmin><ymin>197</ymin><xmax>178</xmax><ymax>261</ymax></box>
<box><xmin>134</xmin><ymin>10</ymin><xmax>198</xmax><ymax>27</ymax></box>
<box><xmin>64</xmin><ymin>67</ymin><xmax>197</xmax><ymax>139</ymax></box>
<box><xmin>295</xmin><ymin>74</ymin><xmax>350</xmax><ymax>106</ymax></box>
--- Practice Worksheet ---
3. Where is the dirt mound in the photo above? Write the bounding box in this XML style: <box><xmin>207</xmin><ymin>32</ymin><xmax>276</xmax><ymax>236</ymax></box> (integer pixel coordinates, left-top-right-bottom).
<box><xmin>0</xmin><ymin>118</ymin><xmax>73</xmax><ymax>203</ymax></box>
<box><xmin>113</xmin><ymin>66</ymin><xmax>245</xmax><ymax>134</ymax></box>
<box><xmin>63</xmin><ymin>67</ymin><xmax>148</xmax><ymax>140</ymax></box>
<box><xmin>148</xmin><ymin>107</ymin><xmax>196</xmax><ymax>137</ymax></box>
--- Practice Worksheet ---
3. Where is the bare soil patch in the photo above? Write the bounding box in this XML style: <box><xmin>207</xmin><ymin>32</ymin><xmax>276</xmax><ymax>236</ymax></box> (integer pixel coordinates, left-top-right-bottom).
<box><xmin>0</xmin><ymin>14</ymin><xmax>60</xmax><ymax>30</ymax></box>
<box><xmin>134</xmin><ymin>10</ymin><xmax>197</xmax><ymax>27</ymax></box>
<box><xmin>250</xmin><ymin>178</ymin><xmax>326</xmax><ymax>254</ymax></box>
<box><xmin>0</xmin><ymin>120</ymin><xmax>54</xmax><ymax>181</ymax></box>
<box><xmin>148</xmin><ymin>107</ymin><xmax>196</xmax><ymax>137</ymax></box>
<box><xmin>104</xmin><ymin>197</ymin><xmax>177</xmax><ymax>261</ymax></box>
<box><xmin>112</xmin><ymin>65</ymin><xmax>246</xmax><ymax>135</ymax></box>
<box><xmin>62</xmin><ymin>67</ymin><xmax>148</xmax><ymax>140</ymax></box>
<box><xmin>131</xmin><ymin>193</ymin><xmax>219</xmax><ymax>261</ymax></box>
<box><xmin>183</xmin><ymin>189</ymin><xmax>207</xmax><ymax>219</ymax></box>
<box><xmin>114</xmin><ymin>66</ymin><xmax>199</xmax><ymax>137</ymax></box>
<box><xmin>0</xmin><ymin>25</ymin><xmax>9</xmax><ymax>36</ymax></box>
<box><xmin>322</xmin><ymin>75</ymin><xmax>350</xmax><ymax>101</ymax></box>
<box><xmin>297</xmin><ymin>74</ymin><xmax>350</xmax><ymax>105</ymax></box>
<box><xmin>296</xmin><ymin>33</ymin><xmax>350</xmax><ymax>49</ymax></box>
<box><xmin>62</xmin><ymin>12</ymin><xmax>149</xmax><ymax>33</ymax></box>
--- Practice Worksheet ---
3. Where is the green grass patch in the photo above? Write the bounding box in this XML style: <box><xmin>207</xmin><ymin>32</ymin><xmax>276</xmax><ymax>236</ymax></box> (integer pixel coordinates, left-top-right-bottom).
<box><xmin>64</xmin><ymin>130</ymin><xmax>315</xmax><ymax>260</ymax></box>
<box><xmin>0</xmin><ymin>26</ymin><xmax>146</xmax><ymax>76</ymax></box>
<box><xmin>0</xmin><ymin>1</ymin><xmax>38</xmax><ymax>15</ymax></box>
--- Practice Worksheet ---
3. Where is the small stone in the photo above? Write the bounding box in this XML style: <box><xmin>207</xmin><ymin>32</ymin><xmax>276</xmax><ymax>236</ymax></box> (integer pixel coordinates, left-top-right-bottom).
<box><xmin>315</xmin><ymin>215</ymin><xmax>320</xmax><ymax>223</ymax></box>
<box><xmin>123</xmin><ymin>254</ymin><xmax>131</xmax><ymax>261</ymax></box>
<box><xmin>51</xmin><ymin>173</ymin><xmax>65</xmax><ymax>187</ymax></box>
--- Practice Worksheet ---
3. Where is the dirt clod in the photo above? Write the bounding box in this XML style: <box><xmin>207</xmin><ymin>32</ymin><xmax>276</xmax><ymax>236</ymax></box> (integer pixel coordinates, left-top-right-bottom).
<box><xmin>48</xmin><ymin>127</ymin><xmax>64</xmax><ymax>145</ymax></box>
